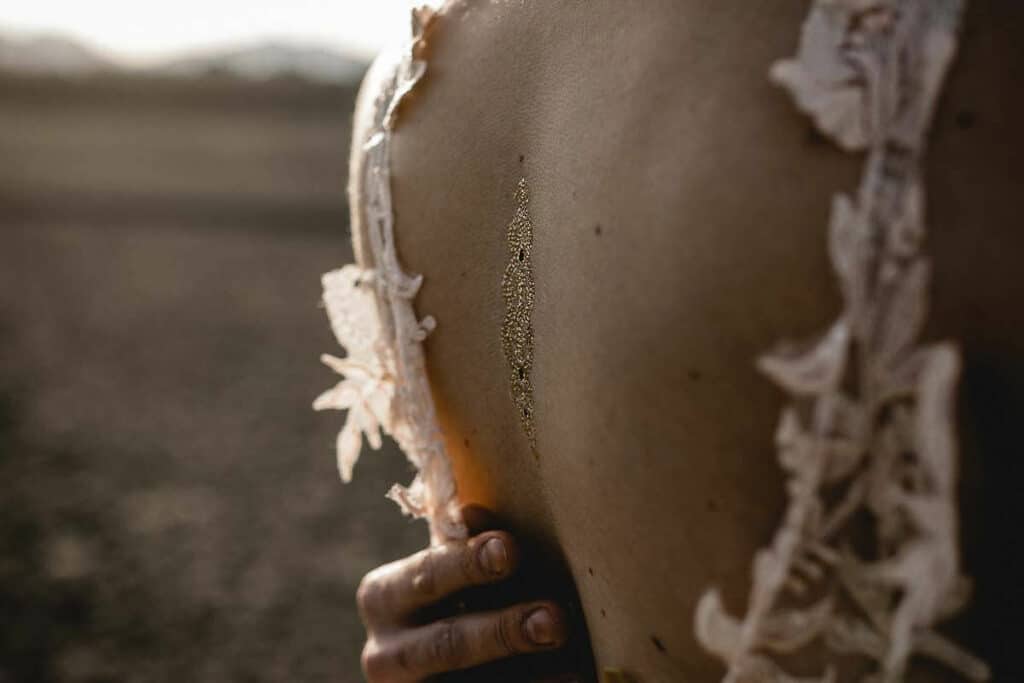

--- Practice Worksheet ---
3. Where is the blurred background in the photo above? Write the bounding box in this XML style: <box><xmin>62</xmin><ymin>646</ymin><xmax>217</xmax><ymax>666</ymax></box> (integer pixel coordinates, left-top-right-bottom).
<box><xmin>0</xmin><ymin>2</ymin><xmax>427</xmax><ymax>681</ymax></box>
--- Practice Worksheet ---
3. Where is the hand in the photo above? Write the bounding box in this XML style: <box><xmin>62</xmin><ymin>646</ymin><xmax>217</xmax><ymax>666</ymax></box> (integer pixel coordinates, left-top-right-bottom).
<box><xmin>357</xmin><ymin>509</ymin><xmax>569</xmax><ymax>682</ymax></box>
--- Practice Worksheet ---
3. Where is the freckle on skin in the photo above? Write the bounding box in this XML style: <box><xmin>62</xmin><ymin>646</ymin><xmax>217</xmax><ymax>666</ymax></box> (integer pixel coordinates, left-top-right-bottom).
<box><xmin>651</xmin><ymin>635</ymin><xmax>667</xmax><ymax>654</ymax></box>
<box><xmin>594</xmin><ymin>224</ymin><xmax>602</xmax><ymax>236</ymax></box>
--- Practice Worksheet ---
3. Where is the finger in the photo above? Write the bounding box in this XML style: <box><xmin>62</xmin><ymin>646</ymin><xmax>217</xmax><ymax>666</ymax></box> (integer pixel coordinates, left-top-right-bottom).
<box><xmin>361</xmin><ymin>601</ymin><xmax>567</xmax><ymax>681</ymax></box>
<box><xmin>357</xmin><ymin>531</ymin><xmax>518</xmax><ymax>625</ymax></box>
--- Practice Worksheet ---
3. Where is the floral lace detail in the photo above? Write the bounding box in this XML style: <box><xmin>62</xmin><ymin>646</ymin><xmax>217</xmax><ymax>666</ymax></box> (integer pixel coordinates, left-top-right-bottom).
<box><xmin>695</xmin><ymin>2</ymin><xmax>989</xmax><ymax>682</ymax></box>
<box><xmin>314</xmin><ymin>267</ymin><xmax>392</xmax><ymax>483</ymax></box>
<box><xmin>315</xmin><ymin>5</ymin><xmax>466</xmax><ymax>545</ymax></box>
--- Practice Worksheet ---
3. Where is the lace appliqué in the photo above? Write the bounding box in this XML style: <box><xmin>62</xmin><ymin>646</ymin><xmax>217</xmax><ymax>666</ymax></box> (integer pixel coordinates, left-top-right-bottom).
<box><xmin>315</xmin><ymin>5</ymin><xmax>466</xmax><ymax>544</ymax></box>
<box><xmin>501</xmin><ymin>178</ymin><xmax>538</xmax><ymax>451</ymax></box>
<box><xmin>695</xmin><ymin>2</ymin><xmax>989</xmax><ymax>682</ymax></box>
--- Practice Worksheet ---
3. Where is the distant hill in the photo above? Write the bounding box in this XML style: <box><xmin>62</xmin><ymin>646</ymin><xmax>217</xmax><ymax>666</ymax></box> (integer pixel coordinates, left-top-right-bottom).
<box><xmin>154</xmin><ymin>42</ymin><xmax>368</xmax><ymax>85</ymax></box>
<box><xmin>0</xmin><ymin>31</ymin><xmax>368</xmax><ymax>85</ymax></box>
<box><xmin>0</xmin><ymin>33</ymin><xmax>115</xmax><ymax>76</ymax></box>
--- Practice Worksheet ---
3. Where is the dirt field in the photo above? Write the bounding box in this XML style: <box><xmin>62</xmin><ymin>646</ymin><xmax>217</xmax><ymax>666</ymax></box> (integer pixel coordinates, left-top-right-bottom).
<box><xmin>0</xmin><ymin>73</ymin><xmax>424</xmax><ymax>682</ymax></box>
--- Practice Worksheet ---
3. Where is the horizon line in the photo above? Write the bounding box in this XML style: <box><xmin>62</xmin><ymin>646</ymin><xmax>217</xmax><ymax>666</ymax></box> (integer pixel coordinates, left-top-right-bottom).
<box><xmin>0</xmin><ymin>23</ymin><xmax>393</xmax><ymax>70</ymax></box>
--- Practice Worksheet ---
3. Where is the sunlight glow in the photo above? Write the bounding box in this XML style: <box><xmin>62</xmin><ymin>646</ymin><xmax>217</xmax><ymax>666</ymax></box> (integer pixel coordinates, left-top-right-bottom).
<box><xmin>0</xmin><ymin>1</ymin><xmax>417</xmax><ymax>63</ymax></box>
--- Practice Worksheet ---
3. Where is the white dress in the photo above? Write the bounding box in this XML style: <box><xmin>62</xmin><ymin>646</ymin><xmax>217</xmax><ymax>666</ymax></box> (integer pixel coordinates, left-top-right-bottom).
<box><xmin>314</xmin><ymin>2</ymin><xmax>989</xmax><ymax>680</ymax></box>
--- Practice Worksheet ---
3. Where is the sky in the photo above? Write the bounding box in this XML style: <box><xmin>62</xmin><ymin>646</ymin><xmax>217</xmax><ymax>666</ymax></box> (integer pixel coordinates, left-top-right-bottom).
<box><xmin>0</xmin><ymin>1</ymin><xmax>420</xmax><ymax>63</ymax></box>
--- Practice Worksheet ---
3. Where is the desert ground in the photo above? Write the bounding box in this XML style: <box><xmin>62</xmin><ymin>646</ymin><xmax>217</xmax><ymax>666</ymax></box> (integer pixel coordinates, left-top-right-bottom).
<box><xmin>0</xmin><ymin>72</ymin><xmax>424</xmax><ymax>682</ymax></box>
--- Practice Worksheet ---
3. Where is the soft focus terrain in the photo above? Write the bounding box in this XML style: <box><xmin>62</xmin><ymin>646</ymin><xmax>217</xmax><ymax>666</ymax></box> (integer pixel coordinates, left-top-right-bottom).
<box><xmin>0</xmin><ymin>72</ymin><xmax>424</xmax><ymax>682</ymax></box>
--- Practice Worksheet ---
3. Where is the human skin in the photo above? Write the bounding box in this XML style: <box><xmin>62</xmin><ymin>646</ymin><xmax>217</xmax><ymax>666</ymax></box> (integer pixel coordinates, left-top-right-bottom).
<box><xmin>351</xmin><ymin>1</ymin><xmax>1024</xmax><ymax>681</ymax></box>
<box><xmin>357</xmin><ymin>505</ymin><xmax>572</xmax><ymax>682</ymax></box>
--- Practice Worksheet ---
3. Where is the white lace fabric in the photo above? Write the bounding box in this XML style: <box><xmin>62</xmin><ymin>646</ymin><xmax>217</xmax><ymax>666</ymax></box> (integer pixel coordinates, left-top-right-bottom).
<box><xmin>694</xmin><ymin>2</ymin><xmax>988</xmax><ymax>681</ymax></box>
<box><xmin>315</xmin><ymin>1</ymin><xmax>988</xmax><ymax>679</ymax></box>
<box><xmin>314</xmin><ymin>6</ymin><xmax>465</xmax><ymax>545</ymax></box>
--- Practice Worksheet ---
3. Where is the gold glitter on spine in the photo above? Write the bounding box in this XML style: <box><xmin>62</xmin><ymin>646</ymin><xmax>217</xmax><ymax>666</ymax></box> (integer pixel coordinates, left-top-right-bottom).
<box><xmin>501</xmin><ymin>178</ymin><xmax>537</xmax><ymax>451</ymax></box>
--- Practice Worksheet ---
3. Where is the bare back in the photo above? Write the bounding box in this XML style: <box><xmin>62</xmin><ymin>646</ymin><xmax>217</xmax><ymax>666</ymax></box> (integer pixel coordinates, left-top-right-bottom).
<box><xmin>350</xmin><ymin>1</ymin><xmax>1024</xmax><ymax>680</ymax></box>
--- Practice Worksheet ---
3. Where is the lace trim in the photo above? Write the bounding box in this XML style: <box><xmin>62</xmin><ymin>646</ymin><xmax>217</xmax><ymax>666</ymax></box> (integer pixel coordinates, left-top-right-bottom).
<box><xmin>317</xmin><ymin>1</ymin><xmax>989</xmax><ymax>677</ymax></box>
<box><xmin>315</xmin><ymin>5</ymin><xmax>466</xmax><ymax>544</ymax></box>
<box><xmin>695</xmin><ymin>2</ymin><xmax>989</xmax><ymax>681</ymax></box>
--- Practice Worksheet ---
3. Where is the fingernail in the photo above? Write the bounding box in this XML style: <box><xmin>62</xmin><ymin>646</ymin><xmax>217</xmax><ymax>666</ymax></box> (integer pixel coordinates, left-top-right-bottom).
<box><xmin>479</xmin><ymin>537</ymin><xmax>508</xmax><ymax>576</ymax></box>
<box><xmin>524</xmin><ymin>607</ymin><xmax>559</xmax><ymax>646</ymax></box>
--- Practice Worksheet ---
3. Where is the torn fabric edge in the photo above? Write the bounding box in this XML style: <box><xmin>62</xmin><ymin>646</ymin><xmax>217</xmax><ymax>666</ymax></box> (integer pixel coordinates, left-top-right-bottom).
<box><xmin>315</xmin><ymin>4</ymin><xmax>466</xmax><ymax>545</ymax></box>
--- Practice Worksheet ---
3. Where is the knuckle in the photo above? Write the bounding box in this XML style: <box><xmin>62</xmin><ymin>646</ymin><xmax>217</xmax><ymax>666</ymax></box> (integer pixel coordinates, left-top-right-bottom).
<box><xmin>355</xmin><ymin>574</ymin><xmax>379</xmax><ymax>620</ymax></box>
<box><xmin>492</xmin><ymin>608</ymin><xmax>523</xmax><ymax>656</ymax></box>
<box><xmin>360</xmin><ymin>640</ymin><xmax>387</xmax><ymax>681</ymax></box>
<box><xmin>431</xmin><ymin>619</ymin><xmax>467</xmax><ymax>670</ymax></box>
<box><xmin>461</xmin><ymin>538</ymin><xmax>483</xmax><ymax>583</ymax></box>
<box><xmin>357</xmin><ymin>567</ymin><xmax>396</xmax><ymax>623</ymax></box>
<box><xmin>411</xmin><ymin>547</ymin><xmax>436</xmax><ymax>597</ymax></box>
